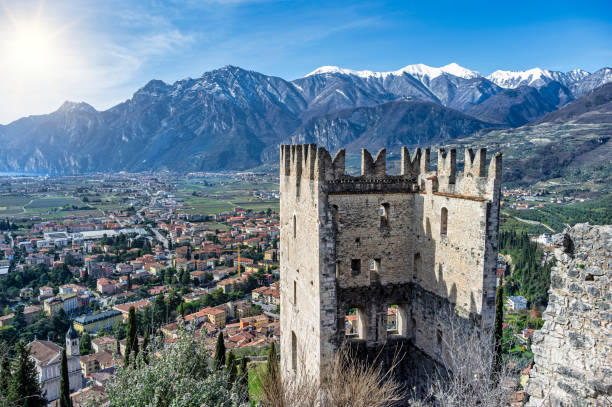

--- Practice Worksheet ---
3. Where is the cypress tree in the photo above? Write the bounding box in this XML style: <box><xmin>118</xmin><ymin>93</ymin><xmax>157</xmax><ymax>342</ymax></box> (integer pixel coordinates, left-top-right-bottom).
<box><xmin>0</xmin><ymin>342</ymin><xmax>11</xmax><ymax>402</ymax></box>
<box><xmin>493</xmin><ymin>284</ymin><xmax>504</xmax><ymax>380</ymax></box>
<box><xmin>125</xmin><ymin>306</ymin><xmax>138</xmax><ymax>366</ymax></box>
<box><xmin>59</xmin><ymin>349</ymin><xmax>72</xmax><ymax>407</ymax></box>
<box><xmin>142</xmin><ymin>332</ymin><xmax>149</xmax><ymax>365</ymax></box>
<box><xmin>213</xmin><ymin>331</ymin><xmax>226</xmax><ymax>370</ymax></box>
<box><xmin>226</xmin><ymin>351</ymin><xmax>237</xmax><ymax>384</ymax></box>
<box><xmin>178</xmin><ymin>302</ymin><xmax>185</xmax><ymax>319</ymax></box>
<box><xmin>266</xmin><ymin>342</ymin><xmax>279</xmax><ymax>381</ymax></box>
<box><xmin>9</xmin><ymin>341</ymin><xmax>45</xmax><ymax>407</ymax></box>
<box><xmin>127</xmin><ymin>273</ymin><xmax>132</xmax><ymax>291</ymax></box>
<box><xmin>239</xmin><ymin>356</ymin><xmax>248</xmax><ymax>388</ymax></box>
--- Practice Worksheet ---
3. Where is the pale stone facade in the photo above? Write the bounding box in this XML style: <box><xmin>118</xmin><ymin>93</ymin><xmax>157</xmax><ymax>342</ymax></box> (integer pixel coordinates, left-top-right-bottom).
<box><xmin>526</xmin><ymin>224</ymin><xmax>612</xmax><ymax>407</ymax></box>
<box><xmin>279</xmin><ymin>144</ymin><xmax>501</xmax><ymax>386</ymax></box>
<box><xmin>29</xmin><ymin>326</ymin><xmax>82</xmax><ymax>403</ymax></box>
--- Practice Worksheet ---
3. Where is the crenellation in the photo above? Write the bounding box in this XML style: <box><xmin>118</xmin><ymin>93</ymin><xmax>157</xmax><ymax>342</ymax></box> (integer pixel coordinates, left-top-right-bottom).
<box><xmin>361</xmin><ymin>149</ymin><xmax>375</xmax><ymax>176</ymax></box>
<box><xmin>464</xmin><ymin>148</ymin><xmax>486</xmax><ymax>178</ymax></box>
<box><xmin>373</xmin><ymin>148</ymin><xmax>386</xmax><ymax>176</ymax></box>
<box><xmin>331</xmin><ymin>148</ymin><xmax>346</xmax><ymax>178</ymax></box>
<box><xmin>437</xmin><ymin>148</ymin><xmax>456</xmax><ymax>186</ymax></box>
<box><xmin>280</xmin><ymin>143</ymin><xmax>502</xmax><ymax>391</ymax></box>
<box><xmin>420</xmin><ymin>148</ymin><xmax>431</xmax><ymax>175</ymax></box>
<box><xmin>401</xmin><ymin>147</ymin><xmax>422</xmax><ymax>177</ymax></box>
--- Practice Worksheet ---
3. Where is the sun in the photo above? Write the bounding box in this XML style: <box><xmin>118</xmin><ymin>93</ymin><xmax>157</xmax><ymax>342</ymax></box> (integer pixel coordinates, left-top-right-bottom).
<box><xmin>2</xmin><ymin>21</ymin><xmax>60</xmax><ymax>77</ymax></box>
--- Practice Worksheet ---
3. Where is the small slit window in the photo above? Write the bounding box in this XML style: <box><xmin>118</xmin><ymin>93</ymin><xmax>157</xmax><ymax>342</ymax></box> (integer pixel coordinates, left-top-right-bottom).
<box><xmin>293</xmin><ymin>215</ymin><xmax>297</xmax><ymax>239</ymax></box>
<box><xmin>440</xmin><ymin>207</ymin><xmax>448</xmax><ymax>236</ymax></box>
<box><xmin>291</xmin><ymin>331</ymin><xmax>297</xmax><ymax>371</ymax></box>
<box><xmin>293</xmin><ymin>280</ymin><xmax>297</xmax><ymax>304</ymax></box>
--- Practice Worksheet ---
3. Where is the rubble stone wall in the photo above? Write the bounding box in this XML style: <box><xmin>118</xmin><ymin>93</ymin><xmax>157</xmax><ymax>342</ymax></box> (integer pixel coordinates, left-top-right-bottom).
<box><xmin>526</xmin><ymin>224</ymin><xmax>612</xmax><ymax>407</ymax></box>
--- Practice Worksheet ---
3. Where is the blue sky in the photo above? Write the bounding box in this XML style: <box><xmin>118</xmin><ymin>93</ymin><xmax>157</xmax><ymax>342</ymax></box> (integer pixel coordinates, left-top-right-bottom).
<box><xmin>0</xmin><ymin>0</ymin><xmax>611</xmax><ymax>124</ymax></box>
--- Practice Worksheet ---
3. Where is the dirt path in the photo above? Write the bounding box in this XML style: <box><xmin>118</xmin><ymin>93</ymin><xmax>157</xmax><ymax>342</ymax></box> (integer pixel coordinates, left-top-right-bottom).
<box><xmin>507</xmin><ymin>213</ymin><xmax>555</xmax><ymax>233</ymax></box>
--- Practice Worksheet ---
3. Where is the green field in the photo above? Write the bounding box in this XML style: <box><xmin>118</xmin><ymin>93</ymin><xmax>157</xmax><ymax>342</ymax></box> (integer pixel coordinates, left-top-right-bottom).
<box><xmin>177</xmin><ymin>179</ymin><xmax>279</xmax><ymax>215</ymax></box>
<box><xmin>183</xmin><ymin>197</ymin><xmax>235</xmax><ymax>214</ymax></box>
<box><xmin>25</xmin><ymin>197</ymin><xmax>81</xmax><ymax>209</ymax></box>
<box><xmin>0</xmin><ymin>196</ymin><xmax>31</xmax><ymax>216</ymax></box>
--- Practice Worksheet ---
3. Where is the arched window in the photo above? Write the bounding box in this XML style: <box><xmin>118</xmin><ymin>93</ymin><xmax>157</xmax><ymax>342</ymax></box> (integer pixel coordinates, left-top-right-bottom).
<box><xmin>440</xmin><ymin>207</ymin><xmax>448</xmax><ymax>236</ymax></box>
<box><xmin>344</xmin><ymin>307</ymin><xmax>368</xmax><ymax>340</ymax></box>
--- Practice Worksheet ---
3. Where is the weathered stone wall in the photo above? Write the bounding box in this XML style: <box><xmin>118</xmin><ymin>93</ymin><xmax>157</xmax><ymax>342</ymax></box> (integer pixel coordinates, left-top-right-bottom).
<box><xmin>526</xmin><ymin>224</ymin><xmax>612</xmax><ymax>407</ymax></box>
<box><xmin>279</xmin><ymin>143</ymin><xmax>502</xmax><ymax>386</ymax></box>
<box><xmin>279</xmin><ymin>144</ymin><xmax>334</xmax><ymax>381</ymax></box>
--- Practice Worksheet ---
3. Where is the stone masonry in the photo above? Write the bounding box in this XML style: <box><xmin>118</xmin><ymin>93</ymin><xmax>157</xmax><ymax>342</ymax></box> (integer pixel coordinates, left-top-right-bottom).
<box><xmin>526</xmin><ymin>224</ymin><xmax>612</xmax><ymax>407</ymax></box>
<box><xmin>279</xmin><ymin>144</ymin><xmax>502</xmax><ymax>388</ymax></box>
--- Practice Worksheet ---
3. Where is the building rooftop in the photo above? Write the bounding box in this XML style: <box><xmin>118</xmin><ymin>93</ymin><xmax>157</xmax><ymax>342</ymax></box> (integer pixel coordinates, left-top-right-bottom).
<box><xmin>74</xmin><ymin>309</ymin><xmax>121</xmax><ymax>325</ymax></box>
<box><xmin>28</xmin><ymin>340</ymin><xmax>61</xmax><ymax>366</ymax></box>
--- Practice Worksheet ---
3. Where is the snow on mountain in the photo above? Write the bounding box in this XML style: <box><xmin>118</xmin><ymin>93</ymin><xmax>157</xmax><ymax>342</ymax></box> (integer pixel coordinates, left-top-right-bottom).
<box><xmin>486</xmin><ymin>68</ymin><xmax>593</xmax><ymax>89</ymax></box>
<box><xmin>563</xmin><ymin>69</ymin><xmax>591</xmax><ymax>83</ymax></box>
<box><xmin>306</xmin><ymin>63</ymin><xmax>481</xmax><ymax>81</ymax></box>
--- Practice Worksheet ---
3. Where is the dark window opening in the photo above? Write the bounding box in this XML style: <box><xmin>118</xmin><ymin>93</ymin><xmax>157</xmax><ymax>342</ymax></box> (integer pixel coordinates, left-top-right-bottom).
<box><xmin>293</xmin><ymin>280</ymin><xmax>297</xmax><ymax>304</ymax></box>
<box><xmin>441</xmin><ymin>207</ymin><xmax>448</xmax><ymax>236</ymax></box>
<box><xmin>351</xmin><ymin>259</ymin><xmax>361</xmax><ymax>275</ymax></box>
<box><xmin>291</xmin><ymin>331</ymin><xmax>297</xmax><ymax>371</ymax></box>
<box><xmin>293</xmin><ymin>215</ymin><xmax>297</xmax><ymax>239</ymax></box>
<box><xmin>413</xmin><ymin>253</ymin><xmax>421</xmax><ymax>280</ymax></box>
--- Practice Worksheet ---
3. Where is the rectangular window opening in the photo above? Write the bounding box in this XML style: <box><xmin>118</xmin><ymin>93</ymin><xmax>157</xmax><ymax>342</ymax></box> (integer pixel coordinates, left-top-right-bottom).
<box><xmin>351</xmin><ymin>259</ymin><xmax>361</xmax><ymax>275</ymax></box>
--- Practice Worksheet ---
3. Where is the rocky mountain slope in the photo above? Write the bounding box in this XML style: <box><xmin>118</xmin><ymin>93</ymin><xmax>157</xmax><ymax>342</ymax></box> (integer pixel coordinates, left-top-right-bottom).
<box><xmin>445</xmin><ymin>84</ymin><xmax>612</xmax><ymax>186</ymax></box>
<box><xmin>290</xmin><ymin>100</ymin><xmax>499</xmax><ymax>151</ymax></box>
<box><xmin>0</xmin><ymin>63</ymin><xmax>610</xmax><ymax>174</ymax></box>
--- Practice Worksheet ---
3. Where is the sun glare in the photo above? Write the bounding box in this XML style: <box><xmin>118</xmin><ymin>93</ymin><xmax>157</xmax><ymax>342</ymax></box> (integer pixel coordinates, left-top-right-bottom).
<box><xmin>2</xmin><ymin>21</ymin><xmax>60</xmax><ymax>76</ymax></box>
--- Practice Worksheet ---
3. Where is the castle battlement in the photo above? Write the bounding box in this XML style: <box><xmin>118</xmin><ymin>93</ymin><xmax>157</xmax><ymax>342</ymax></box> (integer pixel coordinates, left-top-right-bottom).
<box><xmin>280</xmin><ymin>144</ymin><xmax>501</xmax><ymax>199</ymax></box>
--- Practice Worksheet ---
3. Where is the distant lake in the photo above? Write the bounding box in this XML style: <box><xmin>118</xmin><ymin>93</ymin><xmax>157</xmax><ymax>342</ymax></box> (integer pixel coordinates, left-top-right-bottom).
<box><xmin>0</xmin><ymin>172</ymin><xmax>44</xmax><ymax>177</ymax></box>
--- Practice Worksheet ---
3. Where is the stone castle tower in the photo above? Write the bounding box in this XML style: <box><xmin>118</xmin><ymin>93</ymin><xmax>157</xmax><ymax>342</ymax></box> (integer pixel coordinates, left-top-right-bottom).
<box><xmin>279</xmin><ymin>144</ymin><xmax>502</xmax><ymax>386</ymax></box>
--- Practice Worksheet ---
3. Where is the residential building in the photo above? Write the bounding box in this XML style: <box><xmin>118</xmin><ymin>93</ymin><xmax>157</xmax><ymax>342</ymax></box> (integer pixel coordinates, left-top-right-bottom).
<box><xmin>96</xmin><ymin>278</ymin><xmax>116</xmax><ymax>295</ymax></box>
<box><xmin>507</xmin><ymin>295</ymin><xmax>528</xmax><ymax>310</ymax></box>
<box><xmin>73</xmin><ymin>309</ymin><xmax>122</xmax><ymax>334</ymax></box>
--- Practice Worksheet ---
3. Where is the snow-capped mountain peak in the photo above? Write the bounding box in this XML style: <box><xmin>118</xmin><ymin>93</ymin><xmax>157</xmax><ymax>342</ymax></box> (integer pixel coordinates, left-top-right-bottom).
<box><xmin>305</xmin><ymin>65</ymin><xmax>383</xmax><ymax>78</ymax></box>
<box><xmin>486</xmin><ymin>68</ymin><xmax>553</xmax><ymax>88</ymax></box>
<box><xmin>439</xmin><ymin>63</ymin><xmax>482</xmax><ymax>79</ymax></box>
<box><xmin>486</xmin><ymin>68</ymin><xmax>594</xmax><ymax>89</ymax></box>
<box><xmin>305</xmin><ymin>62</ymin><xmax>481</xmax><ymax>81</ymax></box>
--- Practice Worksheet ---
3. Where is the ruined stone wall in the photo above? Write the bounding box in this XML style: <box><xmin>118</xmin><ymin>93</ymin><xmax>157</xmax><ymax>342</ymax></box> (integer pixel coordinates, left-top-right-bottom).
<box><xmin>526</xmin><ymin>224</ymin><xmax>612</xmax><ymax>407</ymax></box>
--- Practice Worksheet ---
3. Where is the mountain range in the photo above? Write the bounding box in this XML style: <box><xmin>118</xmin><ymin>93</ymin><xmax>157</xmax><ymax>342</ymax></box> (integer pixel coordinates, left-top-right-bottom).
<box><xmin>0</xmin><ymin>63</ymin><xmax>610</xmax><ymax>174</ymax></box>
